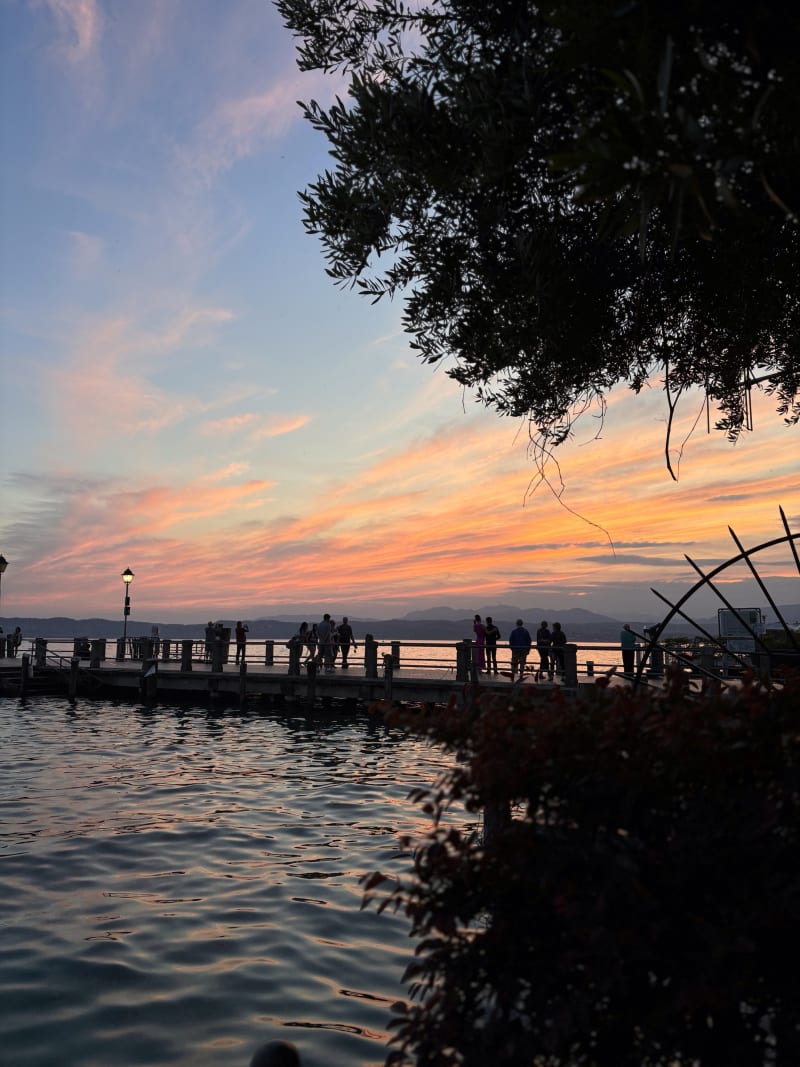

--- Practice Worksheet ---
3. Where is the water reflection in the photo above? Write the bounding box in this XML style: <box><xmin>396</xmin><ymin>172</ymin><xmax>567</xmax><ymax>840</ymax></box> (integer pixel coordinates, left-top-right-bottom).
<box><xmin>1</xmin><ymin>696</ymin><xmax>456</xmax><ymax>1067</ymax></box>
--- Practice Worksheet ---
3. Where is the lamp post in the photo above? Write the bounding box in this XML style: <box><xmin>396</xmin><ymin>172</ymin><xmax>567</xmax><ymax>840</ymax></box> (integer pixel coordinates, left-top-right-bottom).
<box><xmin>121</xmin><ymin>567</ymin><xmax>134</xmax><ymax>659</ymax></box>
<box><xmin>0</xmin><ymin>556</ymin><xmax>7</xmax><ymax>630</ymax></box>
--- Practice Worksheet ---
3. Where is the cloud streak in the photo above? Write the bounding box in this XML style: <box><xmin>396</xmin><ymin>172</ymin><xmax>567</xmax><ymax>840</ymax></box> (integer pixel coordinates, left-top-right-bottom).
<box><xmin>36</xmin><ymin>0</ymin><xmax>101</xmax><ymax>64</ymax></box>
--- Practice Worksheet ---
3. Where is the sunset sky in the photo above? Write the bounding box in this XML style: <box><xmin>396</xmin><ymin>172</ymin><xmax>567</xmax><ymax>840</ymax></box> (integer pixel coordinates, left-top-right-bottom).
<box><xmin>1</xmin><ymin>0</ymin><xmax>798</xmax><ymax>627</ymax></box>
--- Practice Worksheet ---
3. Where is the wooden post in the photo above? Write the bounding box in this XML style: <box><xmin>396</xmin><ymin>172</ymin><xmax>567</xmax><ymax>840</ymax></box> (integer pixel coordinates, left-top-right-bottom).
<box><xmin>288</xmin><ymin>640</ymin><xmax>301</xmax><ymax>676</ymax></box>
<box><xmin>90</xmin><ymin>639</ymin><xmax>104</xmax><ymax>668</ymax></box>
<box><xmin>564</xmin><ymin>643</ymin><xmax>578</xmax><ymax>688</ymax></box>
<box><xmin>391</xmin><ymin>641</ymin><xmax>400</xmax><ymax>668</ymax></box>
<box><xmin>161</xmin><ymin>639</ymin><xmax>170</xmax><ymax>662</ymax></box>
<box><xmin>264</xmin><ymin>640</ymin><xmax>274</xmax><ymax>667</ymax></box>
<box><xmin>211</xmin><ymin>636</ymin><xmax>223</xmax><ymax>672</ymax></box>
<box><xmin>467</xmin><ymin>639</ymin><xmax>479</xmax><ymax>684</ymax></box>
<box><xmin>455</xmin><ymin>641</ymin><xmax>468</xmax><ymax>682</ymax></box>
<box><xmin>306</xmin><ymin>659</ymin><xmax>317</xmax><ymax>706</ymax></box>
<box><xmin>68</xmin><ymin>657</ymin><xmax>79</xmax><ymax>701</ymax></box>
<box><xmin>34</xmin><ymin>638</ymin><xmax>47</xmax><ymax>668</ymax></box>
<box><xmin>364</xmin><ymin>635</ymin><xmax>378</xmax><ymax>679</ymax></box>
<box><xmin>140</xmin><ymin>659</ymin><xmax>158</xmax><ymax>702</ymax></box>
<box><xmin>19</xmin><ymin>653</ymin><xmax>30</xmax><ymax>700</ymax></box>
<box><xmin>383</xmin><ymin>654</ymin><xmax>394</xmax><ymax>701</ymax></box>
<box><xmin>239</xmin><ymin>659</ymin><xmax>248</xmax><ymax>705</ymax></box>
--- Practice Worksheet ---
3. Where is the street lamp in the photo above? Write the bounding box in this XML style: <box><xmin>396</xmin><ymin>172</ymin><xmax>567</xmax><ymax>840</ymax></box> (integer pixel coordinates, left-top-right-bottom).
<box><xmin>121</xmin><ymin>567</ymin><xmax>134</xmax><ymax>658</ymax></box>
<box><xmin>0</xmin><ymin>555</ymin><xmax>7</xmax><ymax>622</ymax></box>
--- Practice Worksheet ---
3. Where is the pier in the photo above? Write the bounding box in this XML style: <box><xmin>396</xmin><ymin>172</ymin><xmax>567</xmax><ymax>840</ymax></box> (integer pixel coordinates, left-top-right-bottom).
<box><xmin>0</xmin><ymin>635</ymin><xmax>629</xmax><ymax>705</ymax></box>
<box><xmin>0</xmin><ymin>631</ymin><xmax>769</xmax><ymax>706</ymax></box>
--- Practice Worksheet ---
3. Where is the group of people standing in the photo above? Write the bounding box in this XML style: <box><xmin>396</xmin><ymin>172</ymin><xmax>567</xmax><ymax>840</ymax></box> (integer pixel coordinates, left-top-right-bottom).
<box><xmin>471</xmin><ymin>615</ymin><xmax>503</xmax><ymax>674</ymax></box>
<box><xmin>202</xmin><ymin>620</ymin><xmax>251</xmax><ymax>665</ymax></box>
<box><xmin>473</xmin><ymin>615</ymin><xmax>569</xmax><ymax>683</ymax></box>
<box><xmin>0</xmin><ymin>625</ymin><xmax>23</xmax><ymax>657</ymax></box>
<box><xmin>290</xmin><ymin>614</ymin><xmax>357</xmax><ymax>674</ymax></box>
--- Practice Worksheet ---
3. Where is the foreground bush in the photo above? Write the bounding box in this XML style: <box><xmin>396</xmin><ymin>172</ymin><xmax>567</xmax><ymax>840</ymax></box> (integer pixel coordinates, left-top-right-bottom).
<box><xmin>365</xmin><ymin>672</ymin><xmax>800</xmax><ymax>1066</ymax></box>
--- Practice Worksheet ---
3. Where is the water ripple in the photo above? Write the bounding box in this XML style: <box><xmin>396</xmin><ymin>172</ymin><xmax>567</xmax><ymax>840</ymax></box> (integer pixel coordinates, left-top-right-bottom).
<box><xmin>0</xmin><ymin>697</ymin><xmax>460</xmax><ymax>1067</ymax></box>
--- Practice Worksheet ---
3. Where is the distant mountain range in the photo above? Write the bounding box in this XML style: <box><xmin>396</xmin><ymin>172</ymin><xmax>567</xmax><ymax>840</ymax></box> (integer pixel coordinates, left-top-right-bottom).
<box><xmin>3</xmin><ymin>603</ymin><xmax>798</xmax><ymax>643</ymax></box>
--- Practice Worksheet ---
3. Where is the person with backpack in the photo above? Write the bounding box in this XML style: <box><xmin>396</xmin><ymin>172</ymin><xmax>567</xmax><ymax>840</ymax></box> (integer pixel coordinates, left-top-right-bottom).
<box><xmin>484</xmin><ymin>616</ymin><xmax>501</xmax><ymax>675</ymax></box>
<box><xmin>535</xmin><ymin>621</ymin><xmax>552</xmax><ymax>682</ymax></box>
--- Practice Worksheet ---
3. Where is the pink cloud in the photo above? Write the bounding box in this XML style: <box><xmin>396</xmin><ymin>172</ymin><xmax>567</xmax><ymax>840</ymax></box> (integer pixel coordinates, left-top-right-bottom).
<box><xmin>202</xmin><ymin>413</ymin><xmax>259</xmax><ymax>436</ymax></box>
<box><xmin>250</xmin><ymin>414</ymin><xmax>312</xmax><ymax>440</ymax></box>
<box><xmin>36</xmin><ymin>0</ymin><xmax>101</xmax><ymax>63</ymax></box>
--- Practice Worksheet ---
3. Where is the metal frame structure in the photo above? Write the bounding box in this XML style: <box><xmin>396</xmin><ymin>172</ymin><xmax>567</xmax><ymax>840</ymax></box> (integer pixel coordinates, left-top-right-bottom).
<box><xmin>634</xmin><ymin>506</ymin><xmax>800</xmax><ymax>688</ymax></box>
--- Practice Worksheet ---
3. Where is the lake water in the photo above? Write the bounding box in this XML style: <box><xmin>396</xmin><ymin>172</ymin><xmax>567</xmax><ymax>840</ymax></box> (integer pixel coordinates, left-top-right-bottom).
<box><xmin>0</xmin><ymin>696</ymin><xmax>463</xmax><ymax>1067</ymax></box>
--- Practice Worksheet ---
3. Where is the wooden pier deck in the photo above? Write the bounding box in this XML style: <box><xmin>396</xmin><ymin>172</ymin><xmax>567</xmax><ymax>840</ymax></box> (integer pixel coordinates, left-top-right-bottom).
<box><xmin>0</xmin><ymin>638</ymin><xmax>612</xmax><ymax>706</ymax></box>
<box><xmin>2</xmin><ymin>633</ymin><xmax>747</xmax><ymax>706</ymax></box>
<box><xmin>0</xmin><ymin>655</ymin><xmax>575</xmax><ymax>706</ymax></box>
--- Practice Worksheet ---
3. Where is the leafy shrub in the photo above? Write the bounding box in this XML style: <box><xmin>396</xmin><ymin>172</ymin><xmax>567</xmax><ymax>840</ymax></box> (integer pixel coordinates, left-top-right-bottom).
<box><xmin>365</xmin><ymin>671</ymin><xmax>800</xmax><ymax>1066</ymax></box>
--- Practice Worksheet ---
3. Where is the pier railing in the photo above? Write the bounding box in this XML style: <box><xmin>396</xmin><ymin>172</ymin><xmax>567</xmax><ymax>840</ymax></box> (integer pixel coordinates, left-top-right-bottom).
<box><xmin>7</xmin><ymin>635</ymin><xmax>700</xmax><ymax>681</ymax></box>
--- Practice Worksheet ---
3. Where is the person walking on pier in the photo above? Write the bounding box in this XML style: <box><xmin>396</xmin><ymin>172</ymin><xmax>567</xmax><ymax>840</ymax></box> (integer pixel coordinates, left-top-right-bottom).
<box><xmin>536</xmin><ymin>621</ymin><xmax>552</xmax><ymax>682</ymax></box>
<box><xmin>337</xmin><ymin>616</ymin><xmax>357</xmax><ymax>668</ymax></box>
<box><xmin>473</xmin><ymin>614</ymin><xmax>486</xmax><ymax>672</ymax></box>
<box><xmin>621</xmin><ymin>623</ymin><xmax>637</xmax><ymax>676</ymax></box>
<box><xmin>235</xmin><ymin>620</ymin><xmax>249</xmax><ymax>665</ymax></box>
<box><xmin>509</xmin><ymin>619</ymin><xmax>532</xmax><ymax>683</ymax></box>
<box><xmin>484</xmin><ymin>616</ymin><xmax>501</xmax><ymax>674</ymax></box>
<box><xmin>550</xmin><ymin>621</ymin><xmax>567</xmax><ymax>678</ymax></box>
<box><xmin>204</xmin><ymin>621</ymin><xmax>214</xmax><ymax>663</ymax></box>
<box><xmin>317</xmin><ymin>613</ymin><xmax>335</xmax><ymax>673</ymax></box>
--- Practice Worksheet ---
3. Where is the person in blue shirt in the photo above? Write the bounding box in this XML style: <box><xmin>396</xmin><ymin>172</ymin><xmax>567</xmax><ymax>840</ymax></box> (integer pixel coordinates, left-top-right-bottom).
<box><xmin>508</xmin><ymin>619</ymin><xmax>532</xmax><ymax>682</ymax></box>
<box><xmin>620</xmin><ymin>624</ymin><xmax>637</xmax><ymax>676</ymax></box>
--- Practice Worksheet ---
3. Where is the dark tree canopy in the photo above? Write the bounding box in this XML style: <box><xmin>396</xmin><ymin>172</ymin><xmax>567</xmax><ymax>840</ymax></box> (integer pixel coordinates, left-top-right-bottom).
<box><xmin>276</xmin><ymin>0</ymin><xmax>800</xmax><ymax>467</ymax></box>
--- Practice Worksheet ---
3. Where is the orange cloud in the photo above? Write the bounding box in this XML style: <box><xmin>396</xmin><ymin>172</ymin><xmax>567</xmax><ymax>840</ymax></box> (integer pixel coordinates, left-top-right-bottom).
<box><xmin>6</xmin><ymin>383</ymin><xmax>798</xmax><ymax>620</ymax></box>
<box><xmin>250</xmin><ymin>414</ymin><xmax>313</xmax><ymax>440</ymax></box>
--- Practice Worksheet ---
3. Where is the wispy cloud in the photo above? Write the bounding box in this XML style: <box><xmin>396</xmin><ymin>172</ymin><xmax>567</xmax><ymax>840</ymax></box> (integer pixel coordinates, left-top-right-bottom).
<box><xmin>250</xmin><ymin>414</ymin><xmax>313</xmax><ymax>440</ymax></box>
<box><xmin>175</xmin><ymin>68</ymin><xmax>337</xmax><ymax>188</ymax></box>
<box><xmin>35</xmin><ymin>0</ymin><xmax>101</xmax><ymax>63</ymax></box>
<box><xmin>202</xmin><ymin>413</ymin><xmax>259</xmax><ymax>436</ymax></box>
<box><xmin>66</xmin><ymin>229</ymin><xmax>105</xmax><ymax>273</ymax></box>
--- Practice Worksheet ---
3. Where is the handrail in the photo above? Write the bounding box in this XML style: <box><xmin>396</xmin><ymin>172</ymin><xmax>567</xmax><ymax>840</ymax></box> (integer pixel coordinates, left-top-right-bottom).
<box><xmin>8</xmin><ymin>634</ymin><xmax>770</xmax><ymax>683</ymax></box>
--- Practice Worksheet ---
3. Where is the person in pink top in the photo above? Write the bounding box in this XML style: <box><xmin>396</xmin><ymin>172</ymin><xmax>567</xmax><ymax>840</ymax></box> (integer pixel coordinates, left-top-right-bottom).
<box><xmin>473</xmin><ymin>613</ymin><xmax>486</xmax><ymax>672</ymax></box>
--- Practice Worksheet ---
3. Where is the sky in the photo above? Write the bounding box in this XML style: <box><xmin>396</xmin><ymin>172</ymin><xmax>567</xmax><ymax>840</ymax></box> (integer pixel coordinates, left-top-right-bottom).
<box><xmin>1</xmin><ymin>0</ymin><xmax>798</xmax><ymax>627</ymax></box>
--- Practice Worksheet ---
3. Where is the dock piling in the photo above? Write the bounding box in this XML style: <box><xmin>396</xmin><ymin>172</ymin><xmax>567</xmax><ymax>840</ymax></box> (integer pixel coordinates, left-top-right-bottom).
<box><xmin>364</xmin><ymin>635</ymin><xmax>378</xmax><ymax>679</ymax></box>
<box><xmin>288</xmin><ymin>640</ymin><xmax>301</xmax><ymax>675</ymax></box>
<box><xmin>68</xmin><ymin>657</ymin><xmax>79</xmax><ymax>701</ymax></box>
<box><xmin>564</xmin><ymin>644</ymin><xmax>578</xmax><ymax>689</ymax></box>
<box><xmin>383</xmin><ymin>654</ymin><xmax>394</xmax><ymax>701</ymax></box>
<box><xmin>140</xmin><ymin>658</ymin><xmax>158</xmax><ymax>702</ymax></box>
<box><xmin>19</xmin><ymin>653</ymin><xmax>30</xmax><ymax>700</ymax></box>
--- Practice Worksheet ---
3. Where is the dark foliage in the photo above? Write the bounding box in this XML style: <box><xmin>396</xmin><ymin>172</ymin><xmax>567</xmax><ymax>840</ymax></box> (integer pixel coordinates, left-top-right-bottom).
<box><xmin>276</xmin><ymin>0</ymin><xmax>800</xmax><ymax>467</ymax></box>
<box><xmin>364</xmin><ymin>671</ymin><xmax>800</xmax><ymax>1065</ymax></box>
